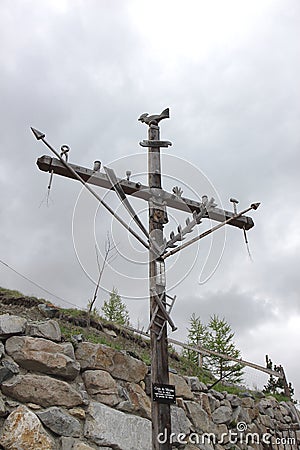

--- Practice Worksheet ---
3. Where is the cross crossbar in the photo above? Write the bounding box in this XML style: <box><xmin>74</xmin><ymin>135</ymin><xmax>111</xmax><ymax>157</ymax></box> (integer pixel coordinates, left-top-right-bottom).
<box><xmin>37</xmin><ymin>155</ymin><xmax>255</xmax><ymax>230</ymax></box>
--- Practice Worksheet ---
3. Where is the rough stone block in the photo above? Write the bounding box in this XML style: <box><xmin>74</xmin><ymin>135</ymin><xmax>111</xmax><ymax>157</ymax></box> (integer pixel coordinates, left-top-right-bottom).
<box><xmin>0</xmin><ymin>341</ymin><xmax>4</xmax><ymax>358</ymax></box>
<box><xmin>117</xmin><ymin>382</ymin><xmax>151</xmax><ymax>419</ymax></box>
<box><xmin>0</xmin><ymin>392</ymin><xmax>7</xmax><ymax>417</ymax></box>
<box><xmin>169</xmin><ymin>373</ymin><xmax>194</xmax><ymax>400</ymax></box>
<box><xmin>185</xmin><ymin>400</ymin><xmax>212</xmax><ymax>433</ymax></box>
<box><xmin>0</xmin><ymin>314</ymin><xmax>27</xmax><ymax>338</ymax></box>
<box><xmin>5</xmin><ymin>335</ymin><xmax>80</xmax><ymax>380</ymax></box>
<box><xmin>212</xmin><ymin>405</ymin><xmax>233</xmax><ymax>424</ymax></box>
<box><xmin>0</xmin><ymin>357</ymin><xmax>19</xmax><ymax>383</ymax></box>
<box><xmin>0</xmin><ymin>405</ymin><xmax>55</xmax><ymax>449</ymax></box>
<box><xmin>37</xmin><ymin>406</ymin><xmax>82</xmax><ymax>437</ymax></box>
<box><xmin>75</xmin><ymin>342</ymin><xmax>147</xmax><ymax>383</ymax></box>
<box><xmin>82</xmin><ymin>369</ymin><xmax>119</xmax><ymax>406</ymax></box>
<box><xmin>84</xmin><ymin>401</ymin><xmax>151</xmax><ymax>450</ymax></box>
<box><xmin>26</xmin><ymin>319</ymin><xmax>61</xmax><ymax>342</ymax></box>
<box><xmin>1</xmin><ymin>374</ymin><xmax>83</xmax><ymax>407</ymax></box>
<box><xmin>185</xmin><ymin>376</ymin><xmax>208</xmax><ymax>392</ymax></box>
<box><xmin>171</xmin><ymin>405</ymin><xmax>192</xmax><ymax>442</ymax></box>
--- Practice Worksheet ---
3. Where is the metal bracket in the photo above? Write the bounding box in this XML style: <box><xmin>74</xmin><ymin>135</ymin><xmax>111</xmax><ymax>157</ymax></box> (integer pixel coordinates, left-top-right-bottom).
<box><xmin>139</xmin><ymin>140</ymin><xmax>172</xmax><ymax>148</ymax></box>
<box><xmin>104</xmin><ymin>166</ymin><xmax>149</xmax><ymax>239</ymax></box>
<box><xmin>166</xmin><ymin>197</ymin><xmax>217</xmax><ymax>249</ymax></box>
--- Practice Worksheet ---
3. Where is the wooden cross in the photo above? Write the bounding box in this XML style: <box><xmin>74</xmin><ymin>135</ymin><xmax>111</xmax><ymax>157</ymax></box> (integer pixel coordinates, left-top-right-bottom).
<box><xmin>32</xmin><ymin>110</ymin><xmax>259</xmax><ymax>450</ymax></box>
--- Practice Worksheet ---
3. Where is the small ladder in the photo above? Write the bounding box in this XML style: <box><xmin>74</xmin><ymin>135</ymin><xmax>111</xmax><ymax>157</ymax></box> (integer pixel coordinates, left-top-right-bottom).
<box><xmin>147</xmin><ymin>292</ymin><xmax>177</xmax><ymax>341</ymax></box>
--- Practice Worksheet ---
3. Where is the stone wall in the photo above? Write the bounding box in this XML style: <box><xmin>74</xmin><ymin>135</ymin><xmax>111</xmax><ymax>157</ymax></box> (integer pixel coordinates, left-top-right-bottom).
<box><xmin>0</xmin><ymin>313</ymin><xmax>299</xmax><ymax>450</ymax></box>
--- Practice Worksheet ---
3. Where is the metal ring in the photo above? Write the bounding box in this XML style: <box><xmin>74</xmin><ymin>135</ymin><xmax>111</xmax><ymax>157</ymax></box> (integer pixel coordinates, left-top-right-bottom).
<box><xmin>60</xmin><ymin>145</ymin><xmax>70</xmax><ymax>161</ymax></box>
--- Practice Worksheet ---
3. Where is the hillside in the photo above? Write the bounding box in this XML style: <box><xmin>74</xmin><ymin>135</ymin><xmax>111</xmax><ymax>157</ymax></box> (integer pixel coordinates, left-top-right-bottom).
<box><xmin>1</xmin><ymin>286</ymin><xmax>300</xmax><ymax>450</ymax></box>
<box><xmin>0</xmin><ymin>287</ymin><xmax>215</xmax><ymax>387</ymax></box>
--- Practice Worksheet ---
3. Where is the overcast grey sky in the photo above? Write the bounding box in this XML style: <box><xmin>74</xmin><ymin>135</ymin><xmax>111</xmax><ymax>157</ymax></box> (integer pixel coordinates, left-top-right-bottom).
<box><xmin>0</xmin><ymin>0</ymin><xmax>299</xmax><ymax>398</ymax></box>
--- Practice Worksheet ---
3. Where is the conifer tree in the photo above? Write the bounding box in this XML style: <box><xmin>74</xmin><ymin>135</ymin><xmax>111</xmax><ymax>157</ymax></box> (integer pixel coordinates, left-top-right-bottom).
<box><xmin>186</xmin><ymin>314</ymin><xmax>243</xmax><ymax>383</ymax></box>
<box><xmin>205</xmin><ymin>315</ymin><xmax>243</xmax><ymax>383</ymax></box>
<box><xmin>101</xmin><ymin>288</ymin><xmax>130</xmax><ymax>325</ymax></box>
<box><xmin>185</xmin><ymin>313</ymin><xmax>207</xmax><ymax>366</ymax></box>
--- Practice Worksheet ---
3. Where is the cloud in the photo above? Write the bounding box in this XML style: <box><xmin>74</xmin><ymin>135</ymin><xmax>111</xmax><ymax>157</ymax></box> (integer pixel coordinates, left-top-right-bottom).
<box><xmin>0</xmin><ymin>0</ymin><xmax>299</xmax><ymax>399</ymax></box>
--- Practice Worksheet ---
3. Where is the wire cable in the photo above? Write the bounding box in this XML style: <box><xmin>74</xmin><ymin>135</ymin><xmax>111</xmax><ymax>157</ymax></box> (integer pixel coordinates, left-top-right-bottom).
<box><xmin>0</xmin><ymin>258</ymin><xmax>80</xmax><ymax>309</ymax></box>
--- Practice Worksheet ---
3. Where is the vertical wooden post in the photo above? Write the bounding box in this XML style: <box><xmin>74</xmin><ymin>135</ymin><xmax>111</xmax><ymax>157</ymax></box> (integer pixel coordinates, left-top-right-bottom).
<box><xmin>148</xmin><ymin>124</ymin><xmax>172</xmax><ymax>450</ymax></box>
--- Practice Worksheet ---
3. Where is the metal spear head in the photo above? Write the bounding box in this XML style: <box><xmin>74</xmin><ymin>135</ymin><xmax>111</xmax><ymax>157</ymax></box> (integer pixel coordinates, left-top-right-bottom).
<box><xmin>251</xmin><ymin>202</ymin><xmax>261</xmax><ymax>210</ymax></box>
<box><xmin>31</xmin><ymin>127</ymin><xmax>45</xmax><ymax>140</ymax></box>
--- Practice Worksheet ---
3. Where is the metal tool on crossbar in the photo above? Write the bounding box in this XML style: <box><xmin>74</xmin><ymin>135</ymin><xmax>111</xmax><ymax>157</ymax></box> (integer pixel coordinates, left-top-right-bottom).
<box><xmin>31</xmin><ymin>128</ymin><xmax>149</xmax><ymax>251</ymax></box>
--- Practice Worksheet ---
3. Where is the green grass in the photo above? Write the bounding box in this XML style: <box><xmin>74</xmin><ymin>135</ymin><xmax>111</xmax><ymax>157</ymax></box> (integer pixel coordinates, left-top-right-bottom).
<box><xmin>265</xmin><ymin>392</ymin><xmax>290</xmax><ymax>403</ymax></box>
<box><xmin>59</xmin><ymin>308</ymin><xmax>88</xmax><ymax>318</ymax></box>
<box><xmin>0</xmin><ymin>287</ymin><xmax>26</xmax><ymax>298</ymax></box>
<box><xmin>1</xmin><ymin>286</ymin><xmax>290</xmax><ymax>402</ymax></box>
<box><xmin>0</xmin><ymin>286</ymin><xmax>48</xmax><ymax>304</ymax></box>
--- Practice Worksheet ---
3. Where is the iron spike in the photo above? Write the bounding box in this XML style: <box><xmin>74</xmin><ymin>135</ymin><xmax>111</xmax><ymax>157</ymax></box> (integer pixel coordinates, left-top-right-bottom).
<box><xmin>30</xmin><ymin>127</ymin><xmax>45</xmax><ymax>140</ymax></box>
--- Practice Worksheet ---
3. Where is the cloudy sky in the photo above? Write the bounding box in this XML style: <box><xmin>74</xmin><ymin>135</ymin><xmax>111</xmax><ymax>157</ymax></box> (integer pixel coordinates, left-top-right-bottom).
<box><xmin>0</xmin><ymin>1</ymin><xmax>299</xmax><ymax>398</ymax></box>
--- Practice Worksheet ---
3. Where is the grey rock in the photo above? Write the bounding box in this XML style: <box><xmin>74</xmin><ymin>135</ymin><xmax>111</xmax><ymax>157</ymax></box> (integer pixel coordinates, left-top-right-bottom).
<box><xmin>240</xmin><ymin>391</ymin><xmax>255</xmax><ymax>399</ymax></box>
<box><xmin>37</xmin><ymin>406</ymin><xmax>81</xmax><ymax>437</ymax></box>
<box><xmin>61</xmin><ymin>342</ymin><xmax>76</xmax><ymax>359</ymax></box>
<box><xmin>185</xmin><ymin>376</ymin><xmax>208</xmax><ymax>392</ymax></box>
<box><xmin>210</xmin><ymin>389</ymin><xmax>224</xmax><ymax>400</ymax></box>
<box><xmin>5</xmin><ymin>335</ymin><xmax>80</xmax><ymax>380</ymax></box>
<box><xmin>199</xmin><ymin>444</ymin><xmax>214</xmax><ymax>450</ymax></box>
<box><xmin>82</xmin><ymin>370</ymin><xmax>119</xmax><ymax>406</ymax></box>
<box><xmin>200</xmin><ymin>393</ymin><xmax>212</xmax><ymax>416</ymax></box>
<box><xmin>0</xmin><ymin>405</ymin><xmax>55</xmax><ymax>449</ymax></box>
<box><xmin>220</xmin><ymin>399</ymin><xmax>231</xmax><ymax>408</ymax></box>
<box><xmin>103</xmin><ymin>328</ymin><xmax>117</xmax><ymax>338</ymax></box>
<box><xmin>71</xmin><ymin>334</ymin><xmax>84</xmax><ymax>344</ymax></box>
<box><xmin>274</xmin><ymin>409</ymin><xmax>284</xmax><ymax>422</ymax></box>
<box><xmin>212</xmin><ymin>405</ymin><xmax>232</xmax><ymax>424</ymax></box>
<box><xmin>117</xmin><ymin>382</ymin><xmax>151</xmax><ymax>419</ymax></box>
<box><xmin>144</xmin><ymin>373</ymin><xmax>151</xmax><ymax>395</ymax></box>
<box><xmin>77</xmin><ymin>382</ymin><xmax>90</xmax><ymax>406</ymax></box>
<box><xmin>169</xmin><ymin>373</ymin><xmax>194</xmax><ymax>400</ymax></box>
<box><xmin>171</xmin><ymin>405</ymin><xmax>192</xmax><ymax>441</ymax></box>
<box><xmin>61</xmin><ymin>437</ymin><xmax>98</xmax><ymax>450</ymax></box>
<box><xmin>230</xmin><ymin>405</ymin><xmax>242</xmax><ymax>426</ymax></box>
<box><xmin>233</xmin><ymin>405</ymin><xmax>251</xmax><ymax>424</ymax></box>
<box><xmin>0</xmin><ymin>314</ymin><xmax>27</xmax><ymax>337</ymax></box>
<box><xmin>73</xmin><ymin>443</ymin><xmax>99</xmax><ymax>450</ymax></box>
<box><xmin>279</xmin><ymin>404</ymin><xmax>289</xmax><ymax>416</ymax></box>
<box><xmin>75</xmin><ymin>342</ymin><xmax>147</xmax><ymax>383</ymax></box>
<box><xmin>84</xmin><ymin>401</ymin><xmax>151</xmax><ymax>450</ymax></box>
<box><xmin>38</xmin><ymin>303</ymin><xmax>59</xmax><ymax>318</ymax></box>
<box><xmin>259</xmin><ymin>412</ymin><xmax>274</xmax><ymax>428</ymax></box>
<box><xmin>1</xmin><ymin>374</ymin><xmax>83</xmax><ymax>407</ymax></box>
<box><xmin>185</xmin><ymin>400</ymin><xmax>212</xmax><ymax>433</ymax></box>
<box><xmin>0</xmin><ymin>357</ymin><xmax>19</xmax><ymax>383</ymax></box>
<box><xmin>227</xmin><ymin>394</ymin><xmax>242</xmax><ymax>407</ymax></box>
<box><xmin>284</xmin><ymin>415</ymin><xmax>292</xmax><ymax>423</ymax></box>
<box><xmin>265</xmin><ymin>406</ymin><xmax>275</xmax><ymax>418</ymax></box>
<box><xmin>60</xmin><ymin>436</ymin><xmax>75</xmax><ymax>450</ymax></box>
<box><xmin>207</xmin><ymin>393</ymin><xmax>220</xmax><ymax>412</ymax></box>
<box><xmin>68</xmin><ymin>407</ymin><xmax>86</xmax><ymax>420</ymax></box>
<box><xmin>241</xmin><ymin>396</ymin><xmax>254</xmax><ymax>408</ymax></box>
<box><xmin>0</xmin><ymin>392</ymin><xmax>7</xmax><ymax>417</ymax></box>
<box><xmin>26</xmin><ymin>319</ymin><xmax>61</xmax><ymax>342</ymax></box>
<box><xmin>259</xmin><ymin>397</ymin><xmax>276</xmax><ymax>409</ymax></box>
<box><xmin>0</xmin><ymin>341</ymin><xmax>4</xmax><ymax>358</ymax></box>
